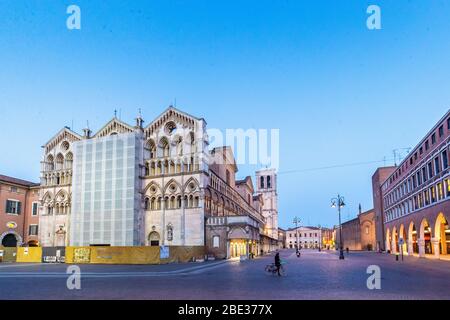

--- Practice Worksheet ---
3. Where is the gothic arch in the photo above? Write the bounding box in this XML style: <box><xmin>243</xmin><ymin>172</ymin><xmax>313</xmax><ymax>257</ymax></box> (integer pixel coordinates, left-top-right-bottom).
<box><xmin>419</xmin><ymin>218</ymin><xmax>432</xmax><ymax>240</ymax></box>
<box><xmin>55</xmin><ymin>189</ymin><xmax>69</xmax><ymax>202</ymax></box>
<box><xmin>183</xmin><ymin>177</ymin><xmax>200</xmax><ymax>193</ymax></box>
<box><xmin>163</xmin><ymin>178</ymin><xmax>182</xmax><ymax>194</ymax></box>
<box><xmin>42</xmin><ymin>191</ymin><xmax>54</xmax><ymax>203</ymax></box>
<box><xmin>143</xmin><ymin>181</ymin><xmax>163</xmax><ymax>196</ymax></box>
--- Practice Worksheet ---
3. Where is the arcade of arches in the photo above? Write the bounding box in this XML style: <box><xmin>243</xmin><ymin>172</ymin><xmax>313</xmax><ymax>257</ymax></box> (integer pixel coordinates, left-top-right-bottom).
<box><xmin>386</xmin><ymin>212</ymin><xmax>450</xmax><ymax>259</ymax></box>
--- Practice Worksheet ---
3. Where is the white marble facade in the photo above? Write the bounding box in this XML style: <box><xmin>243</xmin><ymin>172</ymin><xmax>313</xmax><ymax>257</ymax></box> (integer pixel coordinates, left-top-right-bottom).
<box><xmin>38</xmin><ymin>107</ymin><xmax>209</xmax><ymax>247</ymax></box>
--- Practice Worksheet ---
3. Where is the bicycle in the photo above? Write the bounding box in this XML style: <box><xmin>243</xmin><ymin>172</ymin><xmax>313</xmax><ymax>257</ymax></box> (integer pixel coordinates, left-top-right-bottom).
<box><xmin>265</xmin><ymin>262</ymin><xmax>286</xmax><ymax>276</ymax></box>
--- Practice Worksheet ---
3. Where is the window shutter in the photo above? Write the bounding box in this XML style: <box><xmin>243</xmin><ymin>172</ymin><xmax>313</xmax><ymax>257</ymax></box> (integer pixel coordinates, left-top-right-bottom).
<box><xmin>6</xmin><ymin>200</ymin><xmax>11</xmax><ymax>213</ymax></box>
<box><xmin>17</xmin><ymin>202</ymin><xmax>22</xmax><ymax>214</ymax></box>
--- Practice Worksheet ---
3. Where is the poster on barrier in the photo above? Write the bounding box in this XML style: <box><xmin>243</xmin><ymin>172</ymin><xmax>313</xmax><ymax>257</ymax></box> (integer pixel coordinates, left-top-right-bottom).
<box><xmin>160</xmin><ymin>246</ymin><xmax>169</xmax><ymax>259</ymax></box>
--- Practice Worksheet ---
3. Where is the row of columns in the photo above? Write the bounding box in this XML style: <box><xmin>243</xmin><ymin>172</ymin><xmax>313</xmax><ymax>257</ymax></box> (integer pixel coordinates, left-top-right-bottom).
<box><xmin>389</xmin><ymin>237</ymin><xmax>445</xmax><ymax>259</ymax></box>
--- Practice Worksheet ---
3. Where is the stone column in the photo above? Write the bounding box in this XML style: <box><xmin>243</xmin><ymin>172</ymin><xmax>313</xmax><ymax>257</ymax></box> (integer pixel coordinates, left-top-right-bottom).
<box><xmin>407</xmin><ymin>240</ymin><xmax>413</xmax><ymax>255</ymax></box>
<box><xmin>391</xmin><ymin>238</ymin><xmax>397</xmax><ymax>254</ymax></box>
<box><xmin>418</xmin><ymin>239</ymin><xmax>425</xmax><ymax>258</ymax></box>
<box><xmin>226</xmin><ymin>240</ymin><xmax>230</xmax><ymax>259</ymax></box>
<box><xmin>432</xmin><ymin>238</ymin><xmax>440</xmax><ymax>259</ymax></box>
<box><xmin>246</xmin><ymin>240</ymin><xmax>250</xmax><ymax>259</ymax></box>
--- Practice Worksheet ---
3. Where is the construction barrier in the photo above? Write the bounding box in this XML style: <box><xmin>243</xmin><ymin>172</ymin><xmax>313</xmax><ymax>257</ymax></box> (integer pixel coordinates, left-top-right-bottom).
<box><xmin>0</xmin><ymin>247</ymin><xmax>17</xmax><ymax>263</ymax></box>
<box><xmin>161</xmin><ymin>246</ymin><xmax>205</xmax><ymax>264</ymax></box>
<box><xmin>42</xmin><ymin>247</ymin><xmax>66</xmax><ymax>263</ymax></box>
<box><xmin>65</xmin><ymin>246</ymin><xmax>205</xmax><ymax>265</ymax></box>
<box><xmin>65</xmin><ymin>246</ymin><xmax>160</xmax><ymax>264</ymax></box>
<box><xmin>16</xmin><ymin>247</ymin><xmax>42</xmax><ymax>263</ymax></box>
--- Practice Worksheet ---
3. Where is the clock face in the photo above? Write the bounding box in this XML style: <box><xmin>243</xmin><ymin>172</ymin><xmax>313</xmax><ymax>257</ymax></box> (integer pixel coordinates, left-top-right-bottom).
<box><xmin>6</xmin><ymin>221</ymin><xmax>17</xmax><ymax>229</ymax></box>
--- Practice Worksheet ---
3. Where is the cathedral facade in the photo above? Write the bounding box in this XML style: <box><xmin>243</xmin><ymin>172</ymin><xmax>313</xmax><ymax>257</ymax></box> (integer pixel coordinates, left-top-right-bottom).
<box><xmin>37</xmin><ymin>106</ymin><xmax>278</xmax><ymax>259</ymax></box>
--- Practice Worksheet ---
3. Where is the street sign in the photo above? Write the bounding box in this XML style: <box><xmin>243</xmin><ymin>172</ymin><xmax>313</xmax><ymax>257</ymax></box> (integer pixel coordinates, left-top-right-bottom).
<box><xmin>399</xmin><ymin>238</ymin><xmax>404</xmax><ymax>245</ymax></box>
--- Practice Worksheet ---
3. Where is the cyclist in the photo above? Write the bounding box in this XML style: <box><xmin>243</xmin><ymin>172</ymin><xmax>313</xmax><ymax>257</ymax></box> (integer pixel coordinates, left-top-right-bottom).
<box><xmin>274</xmin><ymin>252</ymin><xmax>282</xmax><ymax>276</ymax></box>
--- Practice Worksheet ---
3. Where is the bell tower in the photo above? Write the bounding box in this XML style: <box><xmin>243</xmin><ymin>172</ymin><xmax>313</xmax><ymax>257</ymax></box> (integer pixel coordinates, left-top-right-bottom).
<box><xmin>255</xmin><ymin>168</ymin><xmax>278</xmax><ymax>242</ymax></box>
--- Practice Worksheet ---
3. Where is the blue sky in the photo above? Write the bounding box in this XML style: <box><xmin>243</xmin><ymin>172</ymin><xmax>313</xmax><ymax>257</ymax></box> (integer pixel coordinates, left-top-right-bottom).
<box><xmin>1</xmin><ymin>1</ymin><xmax>449</xmax><ymax>229</ymax></box>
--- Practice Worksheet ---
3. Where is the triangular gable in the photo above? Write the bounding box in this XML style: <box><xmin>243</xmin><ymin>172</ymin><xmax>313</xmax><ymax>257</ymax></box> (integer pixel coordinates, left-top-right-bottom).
<box><xmin>93</xmin><ymin>117</ymin><xmax>134</xmax><ymax>138</ymax></box>
<box><xmin>44</xmin><ymin>127</ymin><xmax>83</xmax><ymax>154</ymax></box>
<box><xmin>237</xmin><ymin>176</ymin><xmax>254</xmax><ymax>193</ymax></box>
<box><xmin>144</xmin><ymin>106</ymin><xmax>204</xmax><ymax>138</ymax></box>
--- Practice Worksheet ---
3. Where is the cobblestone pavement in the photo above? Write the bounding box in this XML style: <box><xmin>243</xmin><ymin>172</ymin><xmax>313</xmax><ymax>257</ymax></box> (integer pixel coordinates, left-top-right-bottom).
<box><xmin>0</xmin><ymin>249</ymin><xmax>449</xmax><ymax>300</ymax></box>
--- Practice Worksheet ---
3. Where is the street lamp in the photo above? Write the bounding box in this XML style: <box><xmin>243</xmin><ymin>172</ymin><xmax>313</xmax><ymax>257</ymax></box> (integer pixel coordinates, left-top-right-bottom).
<box><xmin>331</xmin><ymin>194</ymin><xmax>345</xmax><ymax>260</ymax></box>
<box><xmin>293</xmin><ymin>216</ymin><xmax>300</xmax><ymax>251</ymax></box>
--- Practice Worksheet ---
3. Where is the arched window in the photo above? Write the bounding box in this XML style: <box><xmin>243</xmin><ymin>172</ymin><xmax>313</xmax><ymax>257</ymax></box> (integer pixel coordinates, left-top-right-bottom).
<box><xmin>65</xmin><ymin>152</ymin><xmax>73</xmax><ymax>169</ymax></box>
<box><xmin>144</xmin><ymin>198</ymin><xmax>149</xmax><ymax>210</ymax></box>
<box><xmin>55</xmin><ymin>153</ymin><xmax>64</xmax><ymax>170</ymax></box>
<box><xmin>194</xmin><ymin>196</ymin><xmax>199</xmax><ymax>207</ymax></box>
<box><xmin>260</xmin><ymin>176</ymin><xmax>265</xmax><ymax>189</ymax></box>
<box><xmin>159</xmin><ymin>137</ymin><xmax>170</xmax><ymax>158</ymax></box>
<box><xmin>147</xmin><ymin>139</ymin><xmax>156</xmax><ymax>159</ymax></box>
<box><xmin>46</xmin><ymin>154</ymin><xmax>54</xmax><ymax>171</ymax></box>
<box><xmin>267</xmin><ymin>176</ymin><xmax>271</xmax><ymax>189</ymax></box>
<box><xmin>213</xmin><ymin>236</ymin><xmax>220</xmax><ymax>248</ymax></box>
<box><xmin>150</xmin><ymin>198</ymin><xmax>156</xmax><ymax>210</ymax></box>
<box><xmin>157</xmin><ymin>197</ymin><xmax>162</xmax><ymax>210</ymax></box>
<box><xmin>164</xmin><ymin>197</ymin><xmax>169</xmax><ymax>209</ymax></box>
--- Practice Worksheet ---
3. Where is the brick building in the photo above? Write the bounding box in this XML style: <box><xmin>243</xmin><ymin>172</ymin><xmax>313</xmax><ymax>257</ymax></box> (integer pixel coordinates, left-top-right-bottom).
<box><xmin>375</xmin><ymin>109</ymin><xmax>450</xmax><ymax>259</ymax></box>
<box><xmin>0</xmin><ymin>175</ymin><xmax>40</xmax><ymax>247</ymax></box>
<box><xmin>336</xmin><ymin>207</ymin><xmax>377</xmax><ymax>251</ymax></box>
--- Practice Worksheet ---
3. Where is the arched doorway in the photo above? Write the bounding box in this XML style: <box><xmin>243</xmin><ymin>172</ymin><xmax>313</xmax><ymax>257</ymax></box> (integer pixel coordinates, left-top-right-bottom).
<box><xmin>399</xmin><ymin>224</ymin><xmax>407</xmax><ymax>254</ymax></box>
<box><xmin>148</xmin><ymin>231</ymin><xmax>160</xmax><ymax>246</ymax></box>
<box><xmin>1</xmin><ymin>234</ymin><xmax>18</xmax><ymax>247</ymax></box>
<box><xmin>408</xmin><ymin>222</ymin><xmax>419</xmax><ymax>254</ymax></box>
<box><xmin>392</xmin><ymin>227</ymin><xmax>399</xmax><ymax>253</ymax></box>
<box><xmin>434</xmin><ymin>213</ymin><xmax>449</xmax><ymax>256</ymax></box>
<box><xmin>420</xmin><ymin>219</ymin><xmax>433</xmax><ymax>255</ymax></box>
<box><xmin>386</xmin><ymin>228</ymin><xmax>391</xmax><ymax>252</ymax></box>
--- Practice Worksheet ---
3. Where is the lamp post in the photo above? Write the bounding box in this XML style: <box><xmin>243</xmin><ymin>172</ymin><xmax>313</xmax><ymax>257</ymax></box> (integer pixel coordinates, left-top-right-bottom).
<box><xmin>293</xmin><ymin>216</ymin><xmax>300</xmax><ymax>251</ymax></box>
<box><xmin>331</xmin><ymin>195</ymin><xmax>345</xmax><ymax>260</ymax></box>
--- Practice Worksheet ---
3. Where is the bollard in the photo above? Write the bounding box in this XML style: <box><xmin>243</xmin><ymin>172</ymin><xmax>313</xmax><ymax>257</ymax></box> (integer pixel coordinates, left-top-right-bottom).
<box><xmin>395</xmin><ymin>253</ymin><xmax>399</xmax><ymax>261</ymax></box>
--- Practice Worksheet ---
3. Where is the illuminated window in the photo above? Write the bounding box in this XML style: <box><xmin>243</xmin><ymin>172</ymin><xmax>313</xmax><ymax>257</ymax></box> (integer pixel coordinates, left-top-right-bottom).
<box><xmin>424</xmin><ymin>190</ymin><xmax>430</xmax><ymax>206</ymax></box>
<box><xmin>431</xmin><ymin>187</ymin><xmax>436</xmax><ymax>203</ymax></box>
<box><xmin>437</xmin><ymin>183</ymin><xmax>443</xmax><ymax>200</ymax></box>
